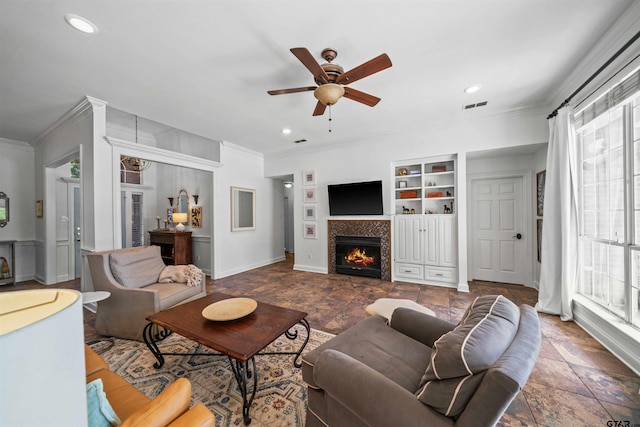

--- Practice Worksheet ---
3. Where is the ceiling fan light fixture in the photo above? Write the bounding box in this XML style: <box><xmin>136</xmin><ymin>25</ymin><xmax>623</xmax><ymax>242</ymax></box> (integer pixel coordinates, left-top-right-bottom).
<box><xmin>314</xmin><ymin>83</ymin><xmax>345</xmax><ymax>106</ymax></box>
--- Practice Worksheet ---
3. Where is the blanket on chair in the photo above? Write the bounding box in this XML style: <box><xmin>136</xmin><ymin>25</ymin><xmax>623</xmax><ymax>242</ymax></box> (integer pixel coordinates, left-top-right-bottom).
<box><xmin>158</xmin><ymin>264</ymin><xmax>203</xmax><ymax>287</ymax></box>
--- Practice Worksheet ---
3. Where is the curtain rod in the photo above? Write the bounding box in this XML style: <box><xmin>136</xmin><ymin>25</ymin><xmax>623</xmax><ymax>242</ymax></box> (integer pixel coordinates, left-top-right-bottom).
<box><xmin>547</xmin><ymin>29</ymin><xmax>640</xmax><ymax>119</ymax></box>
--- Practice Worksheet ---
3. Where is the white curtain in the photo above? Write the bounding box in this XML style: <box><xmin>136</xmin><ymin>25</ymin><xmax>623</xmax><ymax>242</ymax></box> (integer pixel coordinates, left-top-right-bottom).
<box><xmin>536</xmin><ymin>106</ymin><xmax>579</xmax><ymax>321</ymax></box>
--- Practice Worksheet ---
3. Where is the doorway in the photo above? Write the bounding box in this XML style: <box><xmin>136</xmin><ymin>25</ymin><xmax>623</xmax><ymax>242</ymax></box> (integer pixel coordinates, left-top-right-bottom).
<box><xmin>470</xmin><ymin>175</ymin><xmax>526</xmax><ymax>285</ymax></box>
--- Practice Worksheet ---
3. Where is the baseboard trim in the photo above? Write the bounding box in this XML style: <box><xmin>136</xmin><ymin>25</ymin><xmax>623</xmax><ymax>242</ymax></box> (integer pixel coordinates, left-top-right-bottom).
<box><xmin>215</xmin><ymin>255</ymin><xmax>286</xmax><ymax>279</ymax></box>
<box><xmin>573</xmin><ymin>295</ymin><xmax>640</xmax><ymax>376</ymax></box>
<box><xmin>293</xmin><ymin>264</ymin><xmax>327</xmax><ymax>274</ymax></box>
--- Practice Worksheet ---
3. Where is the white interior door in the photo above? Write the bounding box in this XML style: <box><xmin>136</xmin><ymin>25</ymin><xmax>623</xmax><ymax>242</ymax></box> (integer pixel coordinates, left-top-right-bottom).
<box><xmin>471</xmin><ymin>176</ymin><xmax>525</xmax><ymax>284</ymax></box>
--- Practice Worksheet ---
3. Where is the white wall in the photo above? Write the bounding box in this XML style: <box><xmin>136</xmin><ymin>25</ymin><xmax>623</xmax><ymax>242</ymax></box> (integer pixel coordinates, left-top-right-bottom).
<box><xmin>214</xmin><ymin>142</ymin><xmax>285</xmax><ymax>279</ymax></box>
<box><xmin>265</xmin><ymin>109</ymin><xmax>549</xmax><ymax>279</ymax></box>
<box><xmin>0</xmin><ymin>138</ymin><xmax>36</xmax><ymax>282</ymax></box>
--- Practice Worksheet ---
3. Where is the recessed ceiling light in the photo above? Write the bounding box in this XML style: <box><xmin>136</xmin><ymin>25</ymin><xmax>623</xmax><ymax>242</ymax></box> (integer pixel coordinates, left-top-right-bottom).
<box><xmin>464</xmin><ymin>85</ymin><xmax>482</xmax><ymax>94</ymax></box>
<box><xmin>281</xmin><ymin>128</ymin><xmax>292</xmax><ymax>135</ymax></box>
<box><xmin>64</xmin><ymin>14</ymin><xmax>99</xmax><ymax>34</ymax></box>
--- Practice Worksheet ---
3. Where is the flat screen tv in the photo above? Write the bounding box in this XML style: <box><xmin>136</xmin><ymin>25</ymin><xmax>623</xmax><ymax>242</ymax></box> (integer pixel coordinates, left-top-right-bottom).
<box><xmin>328</xmin><ymin>180</ymin><xmax>383</xmax><ymax>216</ymax></box>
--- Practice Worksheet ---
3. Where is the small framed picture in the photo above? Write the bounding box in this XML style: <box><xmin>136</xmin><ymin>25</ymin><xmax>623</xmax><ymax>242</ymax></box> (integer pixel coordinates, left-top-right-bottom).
<box><xmin>303</xmin><ymin>170</ymin><xmax>316</xmax><ymax>186</ymax></box>
<box><xmin>35</xmin><ymin>200</ymin><xmax>43</xmax><ymax>218</ymax></box>
<box><xmin>190</xmin><ymin>206</ymin><xmax>202</xmax><ymax>228</ymax></box>
<box><xmin>304</xmin><ymin>187</ymin><xmax>316</xmax><ymax>203</ymax></box>
<box><xmin>537</xmin><ymin>170</ymin><xmax>546</xmax><ymax>217</ymax></box>
<box><xmin>304</xmin><ymin>205</ymin><xmax>316</xmax><ymax>220</ymax></box>
<box><xmin>537</xmin><ymin>219</ymin><xmax>543</xmax><ymax>262</ymax></box>
<box><xmin>304</xmin><ymin>223</ymin><xmax>317</xmax><ymax>239</ymax></box>
<box><xmin>167</xmin><ymin>208</ymin><xmax>174</xmax><ymax>226</ymax></box>
<box><xmin>399</xmin><ymin>180</ymin><xmax>407</xmax><ymax>188</ymax></box>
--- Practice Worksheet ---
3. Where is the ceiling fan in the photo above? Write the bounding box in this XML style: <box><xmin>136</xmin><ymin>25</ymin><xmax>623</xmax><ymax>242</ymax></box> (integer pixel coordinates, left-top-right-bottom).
<box><xmin>268</xmin><ymin>47</ymin><xmax>392</xmax><ymax>116</ymax></box>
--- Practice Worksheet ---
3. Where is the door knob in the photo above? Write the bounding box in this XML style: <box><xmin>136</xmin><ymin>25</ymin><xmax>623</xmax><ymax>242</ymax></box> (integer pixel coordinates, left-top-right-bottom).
<box><xmin>513</xmin><ymin>233</ymin><xmax>522</xmax><ymax>240</ymax></box>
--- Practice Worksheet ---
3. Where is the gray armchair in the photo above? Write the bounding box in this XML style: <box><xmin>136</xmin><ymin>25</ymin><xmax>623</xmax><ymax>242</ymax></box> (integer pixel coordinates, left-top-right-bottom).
<box><xmin>87</xmin><ymin>246</ymin><xmax>206</xmax><ymax>341</ymax></box>
<box><xmin>302</xmin><ymin>295</ymin><xmax>541</xmax><ymax>427</ymax></box>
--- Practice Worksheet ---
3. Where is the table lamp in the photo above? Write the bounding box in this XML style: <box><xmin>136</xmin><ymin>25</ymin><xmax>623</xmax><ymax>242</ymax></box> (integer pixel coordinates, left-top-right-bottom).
<box><xmin>173</xmin><ymin>212</ymin><xmax>188</xmax><ymax>231</ymax></box>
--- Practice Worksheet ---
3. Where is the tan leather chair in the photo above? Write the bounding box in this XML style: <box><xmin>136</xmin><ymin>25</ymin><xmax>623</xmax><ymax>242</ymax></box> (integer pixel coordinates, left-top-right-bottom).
<box><xmin>85</xmin><ymin>345</ymin><xmax>215</xmax><ymax>426</ymax></box>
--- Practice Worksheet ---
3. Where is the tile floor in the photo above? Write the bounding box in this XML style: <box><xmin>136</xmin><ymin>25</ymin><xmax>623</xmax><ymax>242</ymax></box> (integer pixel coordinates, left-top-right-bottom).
<box><xmin>5</xmin><ymin>254</ymin><xmax>640</xmax><ymax>426</ymax></box>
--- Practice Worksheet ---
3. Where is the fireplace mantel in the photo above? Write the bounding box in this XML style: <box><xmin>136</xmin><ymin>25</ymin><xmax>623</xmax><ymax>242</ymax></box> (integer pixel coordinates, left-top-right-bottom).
<box><xmin>328</xmin><ymin>220</ymin><xmax>391</xmax><ymax>281</ymax></box>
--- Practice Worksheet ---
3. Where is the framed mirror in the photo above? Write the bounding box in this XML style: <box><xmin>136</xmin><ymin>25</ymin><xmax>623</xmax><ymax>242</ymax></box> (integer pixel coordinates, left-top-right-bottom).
<box><xmin>0</xmin><ymin>192</ymin><xmax>8</xmax><ymax>228</ymax></box>
<box><xmin>176</xmin><ymin>189</ymin><xmax>190</xmax><ymax>220</ymax></box>
<box><xmin>231</xmin><ymin>187</ymin><xmax>255</xmax><ymax>231</ymax></box>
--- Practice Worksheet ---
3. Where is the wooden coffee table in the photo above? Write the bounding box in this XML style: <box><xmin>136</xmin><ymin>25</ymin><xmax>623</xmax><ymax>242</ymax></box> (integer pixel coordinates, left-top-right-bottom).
<box><xmin>143</xmin><ymin>292</ymin><xmax>310</xmax><ymax>425</ymax></box>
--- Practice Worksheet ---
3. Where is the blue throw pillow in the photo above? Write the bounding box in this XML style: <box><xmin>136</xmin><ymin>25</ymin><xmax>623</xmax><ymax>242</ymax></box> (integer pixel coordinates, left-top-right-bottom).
<box><xmin>87</xmin><ymin>378</ymin><xmax>121</xmax><ymax>427</ymax></box>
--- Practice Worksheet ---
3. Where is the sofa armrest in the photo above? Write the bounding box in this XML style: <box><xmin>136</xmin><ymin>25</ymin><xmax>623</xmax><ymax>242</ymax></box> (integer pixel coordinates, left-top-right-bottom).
<box><xmin>119</xmin><ymin>378</ymin><xmax>191</xmax><ymax>427</ymax></box>
<box><xmin>167</xmin><ymin>404</ymin><xmax>215</xmax><ymax>427</ymax></box>
<box><xmin>314</xmin><ymin>349</ymin><xmax>452</xmax><ymax>427</ymax></box>
<box><xmin>389</xmin><ymin>307</ymin><xmax>456</xmax><ymax>347</ymax></box>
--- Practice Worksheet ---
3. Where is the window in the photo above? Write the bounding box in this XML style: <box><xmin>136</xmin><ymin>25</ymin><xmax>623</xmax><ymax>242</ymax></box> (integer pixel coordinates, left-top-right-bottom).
<box><xmin>120</xmin><ymin>156</ymin><xmax>142</xmax><ymax>185</ymax></box>
<box><xmin>576</xmin><ymin>69</ymin><xmax>640</xmax><ymax>329</ymax></box>
<box><xmin>131</xmin><ymin>193</ymin><xmax>143</xmax><ymax>247</ymax></box>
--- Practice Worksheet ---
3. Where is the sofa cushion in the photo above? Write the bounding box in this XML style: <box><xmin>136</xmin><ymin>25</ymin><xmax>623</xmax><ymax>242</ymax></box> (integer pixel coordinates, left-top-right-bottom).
<box><xmin>109</xmin><ymin>246</ymin><xmax>166</xmax><ymax>288</ymax></box>
<box><xmin>302</xmin><ymin>315</ymin><xmax>431</xmax><ymax>392</ymax></box>
<box><xmin>416</xmin><ymin>295</ymin><xmax>519</xmax><ymax>417</ymax></box>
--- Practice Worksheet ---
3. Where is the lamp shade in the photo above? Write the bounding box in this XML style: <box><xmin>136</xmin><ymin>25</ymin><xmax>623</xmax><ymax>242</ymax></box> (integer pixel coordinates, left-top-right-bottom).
<box><xmin>173</xmin><ymin>212</ymin><xmax>188</xmax><ymax>223</ymax></box>
<box><xmin>173</xmin><ymin>212</ymin><xmax>188</xmax><ymax>231</ymax></box>
<box><xmin>314</xmin><ymin>83</ymin><xmax>345</xmax><ymax>106</ymax></box>
<box><xmin>0</xmin><ymin>289</ymin><xmax>86</xmax><ymax>426</ymax></box>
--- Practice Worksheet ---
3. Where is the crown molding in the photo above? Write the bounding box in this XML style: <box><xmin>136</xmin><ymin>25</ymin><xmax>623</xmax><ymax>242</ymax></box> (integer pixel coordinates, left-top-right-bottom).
<box><xmin>550</xmin><ymin>2</ymin><xmax>640</xmax><ymax>110</ymax></box>
<box><xmin>221</xmin><ymin>140</ymin><xmax>263</xmax><ymax>158</ymax></box>
<box><xmin>0</xmin><ymin>138</ymin><xmax>33</xmax><ymax>151</ymax></box>
<box><xmin>32</xmin><ymin>96</ymin><xmax>108</xmax><ymax>150</ymax></box>
<box><xmin>106</xmin><ymin>136</ymin><xmax>221</xmax><ymax>172</ymax></box>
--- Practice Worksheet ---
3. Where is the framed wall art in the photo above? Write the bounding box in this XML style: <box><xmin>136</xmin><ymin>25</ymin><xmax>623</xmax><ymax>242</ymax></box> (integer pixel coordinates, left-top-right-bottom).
<box><xmin>303</xmin><ymin>205</ymin><xmax>316</xmax><ymax>220</ymax></box>
<box><xmin>191</xmin><ymin>206</ymin><xmax>202</xmax><ymax>228</ymax></box>
<box><xmin>304</xmin><ymin>187</ymin><xmax>316</xmax><ymax>203</ymax></box>
<box><xmin>537</xmin><ymin>219</ymin><xmax>543</xmax><ymax>262</ymax></box>
<box><xmin>536</xmin><ymin>170</ymin><xmax>546</xmax><ymax>217</ymax></box>
<box><xmin>167</xmin><ymin>208</ymin><xmax>174</xmax><ymax>227</ymax></box>
<box><xmin>35</xmin><ymin>199</ymin><xmax>43</xmax><ymax>218</ymax></box>
<box><xmin>303</xmin><ymin>170</ymin><xmax>316</xmax><ymax>186</ymax></box>
<box><xmin>304</xmin><ymin>223</ymin><xmax>317</xmax><ymax>239</ymax></box>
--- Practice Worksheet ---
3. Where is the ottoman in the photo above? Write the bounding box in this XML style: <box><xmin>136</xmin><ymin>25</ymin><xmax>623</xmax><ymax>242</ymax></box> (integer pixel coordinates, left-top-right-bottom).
<box><xmin>365</xmin><ymin>298</ymin><xmax>435</xmax><ymax>320</ymax></box>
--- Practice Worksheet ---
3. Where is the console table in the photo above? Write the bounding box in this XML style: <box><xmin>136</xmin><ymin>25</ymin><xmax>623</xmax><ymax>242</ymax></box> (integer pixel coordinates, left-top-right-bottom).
<box><xmin>0</xmin><ymin>240</ymin><xmax>16</xmax><ymax>286</ymax></box>
<box><xmin>148</xmin><ymin>231</ymin><xmax>192</xmax><ymax>265</ymax></box>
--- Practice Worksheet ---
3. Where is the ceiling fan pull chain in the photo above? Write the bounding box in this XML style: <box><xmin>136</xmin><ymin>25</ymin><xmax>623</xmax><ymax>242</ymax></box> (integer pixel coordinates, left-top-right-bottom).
<box><xmin>328</xmin><ymin>105</ymin><xmax>332</xmax><ymax>132</ymax></box>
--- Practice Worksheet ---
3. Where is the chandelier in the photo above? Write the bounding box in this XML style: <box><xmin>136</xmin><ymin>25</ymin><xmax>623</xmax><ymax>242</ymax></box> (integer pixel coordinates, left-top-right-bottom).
<box><xmin>120</xmin><ymin>114</ymin><xmax>152</xmax><ymax>171</ymax></box>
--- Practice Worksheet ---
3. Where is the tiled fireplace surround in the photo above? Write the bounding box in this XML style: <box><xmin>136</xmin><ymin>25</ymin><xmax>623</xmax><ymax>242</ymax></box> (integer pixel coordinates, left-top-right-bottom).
<box><xmin>328</xmin><ymin>220</ymin><xmax>391</xmax><ymax>281</ymax></box>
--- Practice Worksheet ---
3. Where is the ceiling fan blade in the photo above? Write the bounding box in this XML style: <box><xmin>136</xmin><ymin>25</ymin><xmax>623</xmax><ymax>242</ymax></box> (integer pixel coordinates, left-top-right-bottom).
<box><xmin>291</xmin><ymin>47</ymin><xmax>330</xmax><ymax>84</ymax></box>
<box><xmin>312</xmin><ymin>101</ymin><xmax>327</xmax><ymax>116</ymax></box>
<box><xmin>268</xmin><ymin>86</ymin><xmax>317</xmax><ymax>95</ymax></box>
<box><xmin>343</xmin><ymin>87</ymin><xmax>381</xmax><ymax>107</ymax></box>
<box><xmin>337</xmin><ymin>53</ymin><xmax>392</xmax><ymax>85</ymax></box>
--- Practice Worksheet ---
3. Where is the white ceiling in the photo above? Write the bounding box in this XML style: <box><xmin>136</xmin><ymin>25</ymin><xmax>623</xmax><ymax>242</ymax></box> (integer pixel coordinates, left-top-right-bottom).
<box><xmin>0</xmin><ymin>1</ymin><xmax>634</xmax><ymax>155</ymax></box>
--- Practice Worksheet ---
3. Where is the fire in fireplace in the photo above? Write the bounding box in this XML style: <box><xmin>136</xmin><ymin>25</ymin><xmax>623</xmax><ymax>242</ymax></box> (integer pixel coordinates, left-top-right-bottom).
<box><xmin>335</xmin><ymin>235</ymin><xmax>382</xmax><ymax>278</ymax></box>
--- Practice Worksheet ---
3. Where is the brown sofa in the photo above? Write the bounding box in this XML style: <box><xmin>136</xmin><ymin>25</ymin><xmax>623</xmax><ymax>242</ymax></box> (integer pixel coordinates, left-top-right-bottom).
<box><xmin>88</xmin><ymin>246</ymin><xmax>207</xmax><ymax>341</ymax></box>
<box><xmin>85</xmin><ymin>344</ymin><xmax>215</xmax><ymax>426</ymax></box>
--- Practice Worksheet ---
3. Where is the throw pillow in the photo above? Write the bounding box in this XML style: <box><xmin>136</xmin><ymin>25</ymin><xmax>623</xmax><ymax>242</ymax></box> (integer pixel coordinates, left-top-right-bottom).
<box><xmin>109</xmin><ymin>246</ymin><xmax>166</xmax><ymax>288</ymax></box>
<box><xmin>416</xmin><ymin>295</ymin><xmax>520</xmax><ymax>417</ymax></box>
<box><xmin>87</xmin><ymin>378</ymin><xmax>121</xmax><ymax>427</ymax></box>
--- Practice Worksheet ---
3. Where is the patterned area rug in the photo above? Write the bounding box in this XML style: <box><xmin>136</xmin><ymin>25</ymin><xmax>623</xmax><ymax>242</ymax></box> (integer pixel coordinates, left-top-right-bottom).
<box><xmin>90</xmin><ymin>325</ymin><xmax>334</xmax><ymax>426</ymax></box>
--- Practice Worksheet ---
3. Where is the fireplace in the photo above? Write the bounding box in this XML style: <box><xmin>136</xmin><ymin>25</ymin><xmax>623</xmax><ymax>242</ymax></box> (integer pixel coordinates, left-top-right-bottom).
<box><xmin>335</xmin><ymin>236</ymin><xmax>382</xmax><ymax>278</ymax></box>
<box><xmin>328</xmin><ymin>220</ymin><xmax>391</xmax><ymax>281</ymax></box>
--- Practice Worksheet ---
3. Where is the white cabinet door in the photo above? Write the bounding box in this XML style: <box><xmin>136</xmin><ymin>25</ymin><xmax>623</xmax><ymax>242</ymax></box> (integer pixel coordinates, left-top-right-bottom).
<box><xmin>439</xmin><ymin>215</ymin><xmax>457</xmax><ymax>267</ymax></box>
<box><xmin>423</xmin><ymin>215</ymin><xmax>439</xmax><ymax>265</ymax></box>
<box><xmin>394</xmin><ymin>215</ymin><xmax>423</xmax><ymax>264</ymax></box>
